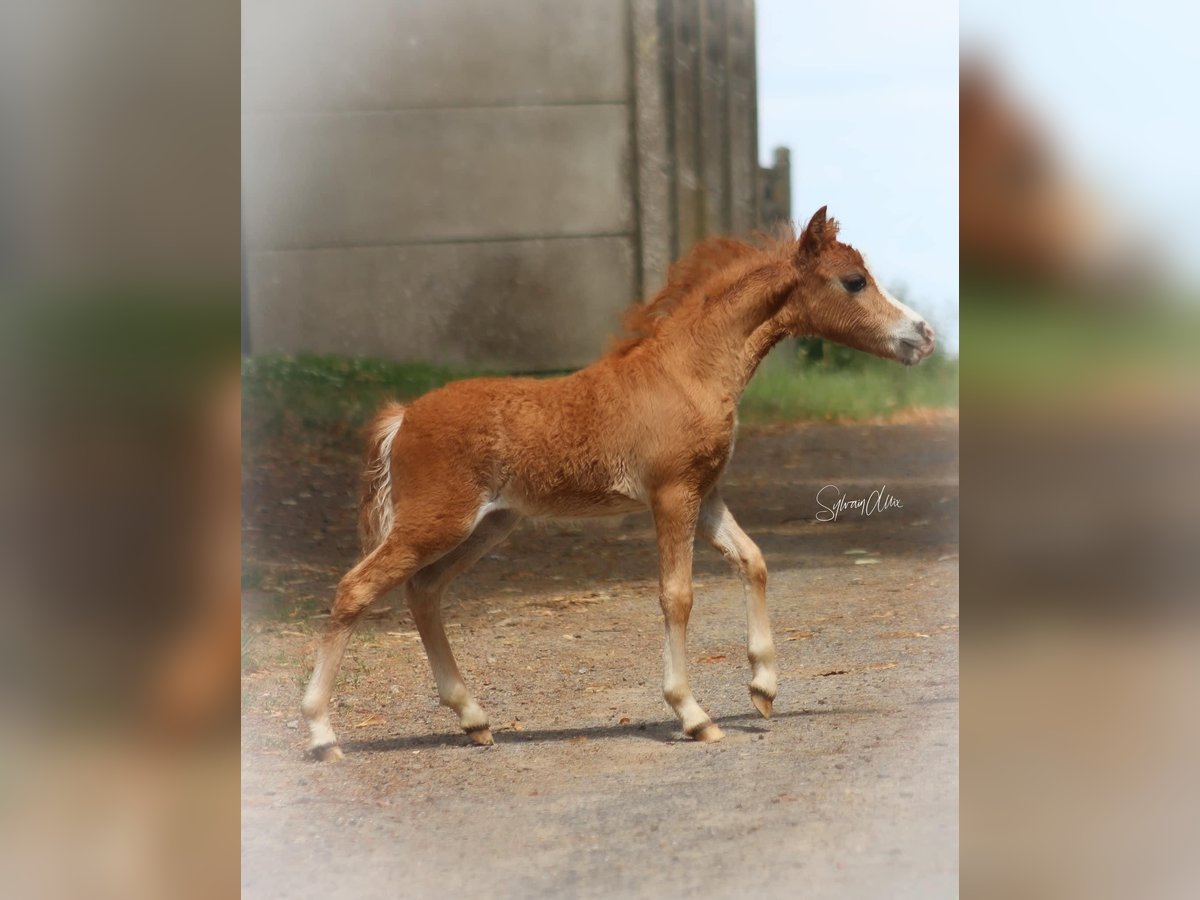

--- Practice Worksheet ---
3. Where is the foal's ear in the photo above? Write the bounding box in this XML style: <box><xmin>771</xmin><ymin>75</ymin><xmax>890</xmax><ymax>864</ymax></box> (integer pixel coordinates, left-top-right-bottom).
<box><xmin>798</xmin><ymin>205</ymin><xmax>832</xmax><ymax>260</ymax></box>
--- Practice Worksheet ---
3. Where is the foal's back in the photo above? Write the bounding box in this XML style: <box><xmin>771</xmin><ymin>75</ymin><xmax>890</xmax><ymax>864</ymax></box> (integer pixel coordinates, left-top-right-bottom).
<box><xmin>390</xmin><ymin>362</ymin><xmax>664</xmax><ymax>520</ymax></box>
<box><xmin>391</xmin><ymin>344</ymin><xmax>737</xmax><ymax>522</ymax></box>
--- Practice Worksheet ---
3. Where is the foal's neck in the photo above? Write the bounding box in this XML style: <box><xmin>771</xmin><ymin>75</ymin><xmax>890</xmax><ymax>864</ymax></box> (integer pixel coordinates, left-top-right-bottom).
<box><xmin>695</xmin><ymin>258</ymin><xmax>802</xmax><ymax>397</ymax></box>
<box><xmin>737</xmin><ymin>317</ymin><xmax>794</xmax><ymax>388</ymax></box>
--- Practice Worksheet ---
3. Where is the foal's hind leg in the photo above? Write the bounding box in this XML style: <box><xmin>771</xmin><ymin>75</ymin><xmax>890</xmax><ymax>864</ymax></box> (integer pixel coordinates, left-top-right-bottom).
<box><xmin>301</xmin><ymin>519</ymin><xmax>475</xmax><ymax>760</ymax></box>
<box><xmin>300</xmin><ymin>541</ymin><xmax>419</xmax><ymax>760</ymax></box>
<box><xmin>699</xmin><ymin>492</ymin><xmax>777</xmax><ymax>718</ymax></box>
<box><xmin>405</xmin><ymin>511</ymin><xmax>518</xmax><ymax>746</ymax></box>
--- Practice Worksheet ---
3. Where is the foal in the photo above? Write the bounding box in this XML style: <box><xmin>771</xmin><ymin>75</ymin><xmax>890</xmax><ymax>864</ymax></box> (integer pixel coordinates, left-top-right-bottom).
<box><xmin>302</xmin><ymin>207</ymin><xmax>935</xmax><ymax>759</ymax></box>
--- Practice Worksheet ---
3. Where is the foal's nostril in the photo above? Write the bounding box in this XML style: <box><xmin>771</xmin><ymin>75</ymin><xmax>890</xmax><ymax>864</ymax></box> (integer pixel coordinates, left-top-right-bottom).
<box><xmin>918</xmin><ymin>320</ymin><xmax>935</xmax><ymax>342</ymax></box>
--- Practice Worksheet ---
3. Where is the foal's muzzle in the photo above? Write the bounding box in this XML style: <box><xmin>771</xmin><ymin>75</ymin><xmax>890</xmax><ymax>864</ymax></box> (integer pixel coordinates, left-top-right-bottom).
<box><xmin>896</xmin><ymin>320</ymin><xmax>936</xmax><ymax>365</ymax></box>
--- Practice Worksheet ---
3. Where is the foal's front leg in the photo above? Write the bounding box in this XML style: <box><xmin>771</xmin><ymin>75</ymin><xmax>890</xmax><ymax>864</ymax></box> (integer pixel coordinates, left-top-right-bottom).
<box><xmin>699</xmin><ymin>491</ymin><xmax>777</xmax><ymax>718</ymax></box>
<box><xmin>652</xmin><ymin>486</ymin><xmax>724</xmax><ymax>742</ymax></box>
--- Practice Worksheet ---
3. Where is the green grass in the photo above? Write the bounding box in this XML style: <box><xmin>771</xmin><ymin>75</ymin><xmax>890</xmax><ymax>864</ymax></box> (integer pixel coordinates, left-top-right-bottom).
<box><xmin>740</xmin><ymin>344</ymin><xmax>958</xmax><ymax>423</ymax></box>
<box><xmin>243</xmin><ymin>349</ymin><xmax>959</xmax><ymax>456</ymax></box>
<box><xmin>961</xmin><ymin>282</ymin><xmax>1198</xmax><ymax>401</ymax></box>
<box><xmin>242</xmin><ymin>354</ymin><xmax>492</xmax><ymax>454</ymax></box>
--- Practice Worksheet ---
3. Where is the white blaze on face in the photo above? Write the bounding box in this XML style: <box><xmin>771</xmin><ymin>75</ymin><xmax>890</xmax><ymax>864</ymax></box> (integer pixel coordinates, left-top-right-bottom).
<box><xmin>863</xmin><ymin>257</ymin><xmax>928</xmax><ymax>343</ymax></box>
<box><xmin>881</xmin><ymin>285</ymin><xmax>927</xmax><ymax>341</ymax></box>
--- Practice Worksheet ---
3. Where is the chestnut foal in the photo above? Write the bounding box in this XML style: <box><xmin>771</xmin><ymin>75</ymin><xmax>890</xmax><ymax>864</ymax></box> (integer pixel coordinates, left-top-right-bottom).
<box><xmin>302</xmin><ymin>207</ymin><xmax>935</xmax><ymax>759</ymax></box>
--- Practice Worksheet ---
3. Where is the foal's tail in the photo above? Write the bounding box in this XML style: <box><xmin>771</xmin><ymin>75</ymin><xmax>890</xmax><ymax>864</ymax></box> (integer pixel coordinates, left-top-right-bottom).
<box><xmin>358</xmin><ymin>402</ymin><xmax>406</xmax><ymax>555</ymax></box>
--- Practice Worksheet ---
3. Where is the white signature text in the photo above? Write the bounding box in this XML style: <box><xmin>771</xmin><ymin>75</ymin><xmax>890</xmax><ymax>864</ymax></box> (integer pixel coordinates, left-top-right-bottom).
<box><xmin>815</xmin><ymin>484</ymin><xmax>903</xmax><ymax>522</ymax></box>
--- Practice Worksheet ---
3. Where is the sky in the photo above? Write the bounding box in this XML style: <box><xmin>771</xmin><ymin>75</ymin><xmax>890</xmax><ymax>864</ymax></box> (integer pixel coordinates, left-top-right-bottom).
<box><xmin>756</xmin><ymin>0</ymin><xmax>959</xmax><ymax>353</ymax></box>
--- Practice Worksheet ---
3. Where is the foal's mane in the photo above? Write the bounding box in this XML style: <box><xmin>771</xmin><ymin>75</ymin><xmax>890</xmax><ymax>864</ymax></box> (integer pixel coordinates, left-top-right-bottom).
<box><xmin>607</xmin><ymin>221</ymin><xmax>806</xmax><ymax>357</ymax></box>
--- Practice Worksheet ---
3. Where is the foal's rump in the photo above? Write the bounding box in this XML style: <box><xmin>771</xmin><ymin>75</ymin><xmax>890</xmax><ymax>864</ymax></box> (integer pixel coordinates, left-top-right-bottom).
<box><xmin>356</xmin><ymin>383</ymin><xmax>499</xmax><ymax>559</ymax></box>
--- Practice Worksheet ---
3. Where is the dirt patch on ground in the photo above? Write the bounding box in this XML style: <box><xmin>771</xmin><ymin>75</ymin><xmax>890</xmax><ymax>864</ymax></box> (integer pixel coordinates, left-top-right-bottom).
<box><xmin>242</xmin><ymin>421</ymin><xmax>958</xmax><ymax>898</ymax></box>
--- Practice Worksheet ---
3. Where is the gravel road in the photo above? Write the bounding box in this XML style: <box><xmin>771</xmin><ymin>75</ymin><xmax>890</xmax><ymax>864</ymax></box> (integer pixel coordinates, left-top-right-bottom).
<box><xmin>242</xmin><ymin>420</ymin><xmax>958</xmax><ymax>898</ymax></box>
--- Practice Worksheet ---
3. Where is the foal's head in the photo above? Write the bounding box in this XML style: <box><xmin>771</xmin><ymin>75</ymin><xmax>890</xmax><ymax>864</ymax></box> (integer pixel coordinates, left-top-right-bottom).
<box><xmin>786</xmin><ymin>207</ymin><xmax>936</xmax><ymax>365</ymax></box>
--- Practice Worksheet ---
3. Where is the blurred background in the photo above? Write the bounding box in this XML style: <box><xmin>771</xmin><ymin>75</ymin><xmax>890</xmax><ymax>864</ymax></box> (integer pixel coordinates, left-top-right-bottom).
<box><xmin>0</xmin><ymin>1</ymin><xmax>239</xmax><ymax>898</ymax></box>
<box><xmin>961</xmin><ymin>2</ymin><xmax>1200</xmax><ymax>898</ymax></box>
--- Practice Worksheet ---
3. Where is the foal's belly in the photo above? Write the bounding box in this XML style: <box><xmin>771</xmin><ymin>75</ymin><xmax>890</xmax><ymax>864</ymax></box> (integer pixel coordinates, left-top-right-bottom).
<box><xmin>503</xmin><ymin>487</ymin><xmax>646</xmax><ymax>520</ymax></box>
<box><xmin>486</xmin><ymin>450</ymin><xmax>649</xmax><ymax>520</ymax></box>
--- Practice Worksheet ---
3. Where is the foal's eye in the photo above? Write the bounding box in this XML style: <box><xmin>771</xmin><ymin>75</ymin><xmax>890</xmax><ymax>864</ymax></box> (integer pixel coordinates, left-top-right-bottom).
<box><xmin>841</xmin><ymin>275</ymin><xmax>867</xmax><ymax>293</ymax></box>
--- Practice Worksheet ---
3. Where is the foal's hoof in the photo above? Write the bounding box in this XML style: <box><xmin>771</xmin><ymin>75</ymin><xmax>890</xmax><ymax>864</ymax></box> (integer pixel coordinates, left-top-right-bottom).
<box><xmin>688</xmin><ymin>722</ymin><xmax>726</xmax><ymax>743</ymax></box>
<box><xmin>311</xmin><ymin>743</ymin><xmax>344</xmax><ymax>762</ymax></box>
<box><xmin>465</xmin><ymin>725</ymin><xmax>494</xmax><ymax>746</ymax></box>
<box><xmin>750</xmin><ymin>686</ymin><xmax>775</xmax><ymax>719</ymax></box>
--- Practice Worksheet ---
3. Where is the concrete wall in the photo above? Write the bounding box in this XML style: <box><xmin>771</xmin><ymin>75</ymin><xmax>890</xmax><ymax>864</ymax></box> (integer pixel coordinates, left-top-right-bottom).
<box><xmin>243</xmin><ymin>0</ymin><xmax>784</xmax><ymax>370</ymax></box>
